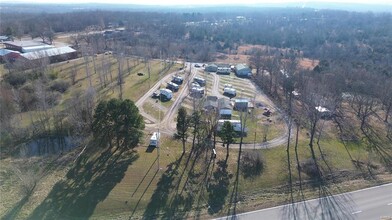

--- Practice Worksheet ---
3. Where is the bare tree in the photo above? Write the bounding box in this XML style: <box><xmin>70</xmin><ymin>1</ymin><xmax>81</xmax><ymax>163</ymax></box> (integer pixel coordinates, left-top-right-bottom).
<box><xmin>70</xmin><ymin>62</ymin><xmax>78</xmax><ymax>85</ymax></box>
<box><xmin>249</xmin><ymin>49</ymin><xmax>263</xmax><ymax>77</ymax></box>
<box><xmin>380</xmin><ymin>78</ymin><xmax>392</xmax><ymax>123</ymax></box>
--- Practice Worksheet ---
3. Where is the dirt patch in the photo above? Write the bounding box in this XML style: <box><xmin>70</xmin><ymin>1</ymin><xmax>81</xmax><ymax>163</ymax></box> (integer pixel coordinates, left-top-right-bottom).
<box><xmin>213</xmin><ymin>44</ymin><xmax>319</xmax><ymax>70</ymax></box>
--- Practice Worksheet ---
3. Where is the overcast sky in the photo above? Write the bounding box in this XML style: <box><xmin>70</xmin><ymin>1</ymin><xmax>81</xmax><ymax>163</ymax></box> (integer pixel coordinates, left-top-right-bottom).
<box><xmin>7</xmin><ymin>0</ymin><xmax>392</xmax><ymax>5</ymax></box>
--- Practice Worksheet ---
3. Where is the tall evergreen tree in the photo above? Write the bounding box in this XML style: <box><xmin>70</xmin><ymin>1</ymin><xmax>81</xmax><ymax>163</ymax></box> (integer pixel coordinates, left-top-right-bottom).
<box><xmin>92</xmin><ymin>98</ymin><xmax>144</xmax><ymax>151</ymax></box>
<box><xmin>176</xmin><ymin>107</ymin><xmax>190</xmax><ymax>154</ymax></box>
<box><xmin>219</xmin><ymin>121</ymin><xmax>235</xmax><ymax>160</ymax></box>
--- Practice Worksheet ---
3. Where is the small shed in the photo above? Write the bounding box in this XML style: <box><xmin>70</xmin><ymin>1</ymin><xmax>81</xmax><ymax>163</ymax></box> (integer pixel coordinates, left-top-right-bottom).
<box><xmin>0</xmin><ymin>49</ymin><xmax>20</xmax><ymax>62</ymax></box>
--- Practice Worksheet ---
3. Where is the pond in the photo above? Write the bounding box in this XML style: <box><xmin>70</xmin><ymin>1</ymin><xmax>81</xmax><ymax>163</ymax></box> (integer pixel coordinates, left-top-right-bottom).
<box><xmin>17</xmin><ymin>136</ymin><xmax>81</xmax><ymax>157</ymax></box>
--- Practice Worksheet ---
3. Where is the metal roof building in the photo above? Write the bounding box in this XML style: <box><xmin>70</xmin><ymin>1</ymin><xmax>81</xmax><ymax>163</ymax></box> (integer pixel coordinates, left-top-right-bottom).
<box><xmin>20</xmin><ymin>46</ymin><xmax>76</xmax><ymax>61</ymax></box>
<box><xmin>235</xmin><ymin>64</ymin><xmax>252</xmax><ymax>77</ymax></box>
<box><xmin>3</xmin><ymin>40</ymin><xmax>51</xmax><ymax>53</ymax></box>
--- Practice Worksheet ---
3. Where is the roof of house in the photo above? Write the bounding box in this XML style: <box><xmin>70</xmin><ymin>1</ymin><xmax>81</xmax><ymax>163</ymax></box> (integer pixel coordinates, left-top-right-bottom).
<box><xmin>0</xmin><ymin>49</ymin><xmax>20</xmax><ymax>56</ymax></box>
<box><xmin>20</xmin><ymin>46</ymin><xmax>76</xmax><ymax>60</ymax></box>
<box><xmin>235</xmin><ymin>98</ymin><xmax>249</xmax><ymax>103</ymax></box>
<box><xmin>218</xmin><ymin>98</ymin><xmax>232</xmax><ymax>109</ymax></box>
<box><xmin>217</xmin><ymin>63</ymin><xmax>230</xmax><ymax>68</ymax></box>
<box><xmin>204</xmin><ymin>99</ymin><xmax>218</xmax><ymax>109</ymax></box>
<box><xmin>4</xmin><ymin>40</ymin><xmax>48</xmax><ymax>48</ymax></box>
<box><xmin>21</xmin><ymin>45</ymin><xmax>55</xmax><ymax>53</ymax></box>
<box><xmin>207</xmin><ymin>63</ymin><xmax>218</xmax><ymax>68</ymax></box>
<box><xmin>235</xmin><ymin>64</ymin><xmax>250</xmax><ymax>70</ymax></box>
<box><xmin>220</xmin><ymin>109</ymin><xmax>232</xmax><ymax>115</ymax></box>
<box><xmin>160</xmin><ymin>88</ymin><xmax>173</xmax><ymax>93</ymax></box>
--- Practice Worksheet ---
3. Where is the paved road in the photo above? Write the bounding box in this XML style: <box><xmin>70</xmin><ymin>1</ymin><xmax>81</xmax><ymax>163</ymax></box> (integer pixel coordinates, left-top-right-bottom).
<box><xmin>216</xmin><ymin>183</ymin><xmax>392</xmax><ymax>220</ymax></box>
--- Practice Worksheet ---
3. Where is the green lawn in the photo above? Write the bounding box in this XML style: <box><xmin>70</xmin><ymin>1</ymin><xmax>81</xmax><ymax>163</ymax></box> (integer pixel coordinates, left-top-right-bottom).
<box><xmin>142</xmin><ymin>101</ymin><xmax>166</xmax><ymax>121</ymax></box>
<box><xmin>2</xmin><ymin>117</ymin><xmax>391</xmax><ymax>219</ymax></box>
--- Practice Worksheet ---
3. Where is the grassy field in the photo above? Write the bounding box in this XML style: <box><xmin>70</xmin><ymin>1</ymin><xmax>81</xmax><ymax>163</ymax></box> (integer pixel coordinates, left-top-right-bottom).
<box><xmin>1</xmin><ymin>111</ymin><xmax>391</xmax><ymax>219</ymax></box>
<box><xmin>142</xmin><ymin>101</ymin><xmax>166</xmax><ymax>120</ymax></box>
<box><xmin>1</xmin><ymin>55</ymin><xmax>180</xmax><ymax>131</ymax></box>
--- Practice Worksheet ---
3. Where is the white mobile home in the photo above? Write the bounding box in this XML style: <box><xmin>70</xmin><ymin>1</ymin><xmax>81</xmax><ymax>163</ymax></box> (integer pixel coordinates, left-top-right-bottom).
<box><xmin>167</xmin><ymin>82</ymin><xmax>179</xmax><ymax>92</ymax></box>
<box><xmin>223</xmin><ymin>88</ymin><xmax>236</xmax><ymax>97</ymax></box>
<box><xmin>217</xmin><ymin>67</ymin><xmax>231</xmax><ymax>74</ymax></box>
<box><xmin>172</xmin><ymin>76</ymin><xmax>183</xmax><ymax>84</ymax></box>
<box><xmin>217</xmin><ymin>120</ymin><xmax>242</xmax><ymax>132</ymax></box>
<box><xmin>149</xmin><ymin>132</ymin><xmax>160</xmax><ymax>147</ymax></box>
<box><xmin>194</xmin><ymin>77</ymin><xmax>206</xmax><ymax>86</ymax></box>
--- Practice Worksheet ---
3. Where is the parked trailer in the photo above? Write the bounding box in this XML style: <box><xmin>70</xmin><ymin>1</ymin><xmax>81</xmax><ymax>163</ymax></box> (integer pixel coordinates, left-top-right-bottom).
<box><xmin>149</xmin><ymin>132</ymin><xmax>160</xmax><ymax>147</ymax></box>
<box><xmin>172</xmin><ymin>76</ymin><xmax>183</xmax><ymax>85</ymax></box>
<box><xmin>223</xmin><ymin>87</ymin><xmax>236</xmax><ymax>97</ymax></box>
<box><xmin>191</xmin><ymin>87</ymin><xmax>204</xmax><ymax>95</ymax></box>
<box><xmin>160</xmin><ymin>88</ymin><xmax>173</xmax><ymax>100</ymax></box>
<box><xmin>167</xmin><ymin>82</ymin><xmax>179</xmax><ymax>92</ymax></box>
<box><xmin>194</xmin><ymin>77</ymin><xmax>206</xmax><ymax>86</ymax></box>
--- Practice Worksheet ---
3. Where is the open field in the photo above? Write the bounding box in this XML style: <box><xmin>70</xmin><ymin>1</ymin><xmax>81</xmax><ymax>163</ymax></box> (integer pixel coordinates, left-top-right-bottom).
<box><xmin>214</xmin><ymin>44</ymin><xmax>319</xmax><ymax>70</ymax></box>
<box><xmin>2</xmin><ymin>123</ymin><xmax>391</xmax><ymax>219</ymax></box>
<box><xmin>1</xmin><ymin>55</ymin><xmax>181</xmax><ymax>132</ymax></box>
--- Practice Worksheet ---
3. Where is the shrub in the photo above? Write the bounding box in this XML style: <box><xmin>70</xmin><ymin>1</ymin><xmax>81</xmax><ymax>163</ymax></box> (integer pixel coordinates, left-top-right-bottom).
<box><xmin>300</xmin><ymin>158</ymin><xmax>321</xmax><ymax>179</ymax></box>
<box><xmin>47</xmin><ymin>70</ymin><xmax>59</xmax><ymax>80</ymax></box>
<box><xmin>50</xmin><ymin>80</ymin><xmax>70</xmax><ymax>93</ymax></box>
<box><xmin>240</xmin><ymin>151</ymin><xmax>264</xmax><ymax>179</ymax></box>
<box><xmin>46</xmin><ymin>91</ymin><xmax>61</xmax><ymax>106</ymax></box>
<box><xmin>4</xmin><ymin>72</ymin><xmax>27</xmax><ymax>87</ymax></box>
<box><xmin>19</xmin><ymin>89</ymin><xmax>38</xmax><ymax>112</ymax></box>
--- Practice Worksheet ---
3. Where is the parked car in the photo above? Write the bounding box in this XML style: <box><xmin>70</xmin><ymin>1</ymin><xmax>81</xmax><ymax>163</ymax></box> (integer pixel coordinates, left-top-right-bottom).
<box><xmin>152</xmin><ymin>90</ymin><xmax>160</xmax><ymax>98</ymax></box>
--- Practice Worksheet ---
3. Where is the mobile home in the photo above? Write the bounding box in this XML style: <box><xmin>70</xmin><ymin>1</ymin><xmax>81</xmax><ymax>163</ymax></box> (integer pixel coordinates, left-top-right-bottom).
<box><xmin>167</xmin><ymin>82</ymin><xmax>179</xmax><ymax>92</ymax></box>
<box><xmin>194</xmin><ymin>77</ymin><xmax>206</xmax><ymax>86</ymax></box>
<box><xmin>223</xmin><ymin>88</ymin><xmax>236</xmax><ymax>97</ymax></box>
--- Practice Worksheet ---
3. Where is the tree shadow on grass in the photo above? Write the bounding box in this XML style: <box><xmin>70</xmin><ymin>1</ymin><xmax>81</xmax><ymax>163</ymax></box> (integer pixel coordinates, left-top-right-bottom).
<box><xmin>283</xmin><ymin>138</ymin><xmax>356</xmax><ymax>220</ymax></box>
<box><xmin>361</xmin><ymin>124</ymin><xmax>392</xmax><ymax>172</ymax></box>
<box><xmin>1</xmin><ymin>195</ymin><xmax>30</xmax><ymax>220</ymax></box>
<box><xmin>207</xmin><ymin>160</ymin><xmax>231</xmax><ymax>215</ymax></box>
<box><xmin>27</xmin><ymin>149</ymin><xmax>139</xmax><ymax>220</ymax></box>
<box><xmin>142</xmin><ymin>154</ymin><xmax>184</xmax><ymax>219</ymax></box>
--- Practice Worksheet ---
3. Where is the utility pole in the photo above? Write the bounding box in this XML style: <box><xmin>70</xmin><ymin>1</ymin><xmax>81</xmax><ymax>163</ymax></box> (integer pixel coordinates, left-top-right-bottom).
<box><xmin>157</xmin><ymin>63</ymin><xmax>162</xmax><ymax>171</ymax></box>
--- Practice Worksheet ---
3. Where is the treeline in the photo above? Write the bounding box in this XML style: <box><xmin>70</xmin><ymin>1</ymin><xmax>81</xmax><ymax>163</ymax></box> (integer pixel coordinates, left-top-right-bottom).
<box><xmin>2</xmin><ymin>9</ymin><xmax>391</xmax><ymax>64</ymax></box>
